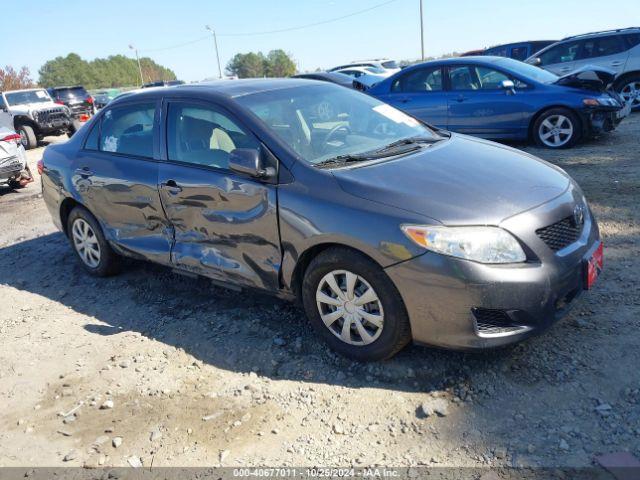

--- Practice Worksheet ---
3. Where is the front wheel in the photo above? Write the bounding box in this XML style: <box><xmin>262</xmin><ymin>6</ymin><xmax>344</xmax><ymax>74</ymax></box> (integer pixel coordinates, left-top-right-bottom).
<box><xmin>18</xmin><ymin>125</ymin><xmax>37</xmax><ymax>150</ymax></box>
<box><xmin>67</xmin><ymin>207</ymin><xmax>120</xmax><ymax>276</ymax></box>
<box><xmin>533</xmin><ymin>108</ymin><xmax>581</xmax><ymax>149</ymax></box>
<box><xmin>301</xmin><ymin>247</ymin><xmax>411</xmax><ymax>361</ymax></box>
<box><xmin>616</xmin><ymin>75</ymin><xmax>640</xmax><ymax>111</ymax></box>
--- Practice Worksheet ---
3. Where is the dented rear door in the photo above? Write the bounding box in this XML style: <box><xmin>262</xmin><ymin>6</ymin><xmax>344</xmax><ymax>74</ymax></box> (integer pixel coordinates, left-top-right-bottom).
<box><xmin>158</xmin><ymin>99</ymin><xmax>281</xmax><ymax>291</ymax></box>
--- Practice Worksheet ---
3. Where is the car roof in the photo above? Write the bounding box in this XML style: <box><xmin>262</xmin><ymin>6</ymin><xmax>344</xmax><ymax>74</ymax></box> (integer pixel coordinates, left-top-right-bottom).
<box><xmin>109</xmin><ymin>78</ymin><xmax>328</xmax><ymax>105</ymax></box>
<box><xmin>407</xmin><ymin>56</ymin><xmax>507</xmax><ymax>67</ymax></box>
<box><xmin>2</xmin><ymin>88</ymin><xmax>48</xmax><ymax>94</ymax></box>
<box><xmin>485</xmin><ymin>40</ymin><xmax>557</xmax><ymax>49</ymax></box>
<box><xmin>561</xmin><ymin>26</ymin><xmax>640</xmax><ymax>41</ymax></box>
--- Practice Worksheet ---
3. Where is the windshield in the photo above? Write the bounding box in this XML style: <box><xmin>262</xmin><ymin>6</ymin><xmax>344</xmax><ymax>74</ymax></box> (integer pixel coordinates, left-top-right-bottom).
<box><xmin>5</xmin><ymin>89</ymin><xmax>51</xmax><ymax>106</ymax></box>
<box><xmin>54</xmin><ymin>87</ymin><xmax>89</xmax><ymax>99</ymax></box>
<box><xmin>494</xmin><ymin>58</ymin><xmax>559</xmax><ymax>84</ymax></box>
<box><xmin>237</xmin><ymin>83</ymin><xmax>441</xmax><ymax>165</ymax></box>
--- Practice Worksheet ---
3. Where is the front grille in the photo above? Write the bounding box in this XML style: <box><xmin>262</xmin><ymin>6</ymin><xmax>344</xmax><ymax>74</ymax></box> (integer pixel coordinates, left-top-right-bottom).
<box><xmin>472</xmin><ymin>308</ymin><xmax>528</xmax><ymax>337</ymax></box>
<box><xmin>536</xmin><ymin>216</ymin><xmax>582</xmax><ymax>252</ymax></box>
<box><xmin>35</xmin><ymin>107</ymin><xmax>69</xmax><ymax>125</ymax></box>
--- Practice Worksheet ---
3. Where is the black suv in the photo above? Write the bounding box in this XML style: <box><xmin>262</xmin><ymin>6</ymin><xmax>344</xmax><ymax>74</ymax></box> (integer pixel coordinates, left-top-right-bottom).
<box><xmin>47</xmin><ymin>86</ymin><xmax>94</xmax><ymax>121</ymax></box>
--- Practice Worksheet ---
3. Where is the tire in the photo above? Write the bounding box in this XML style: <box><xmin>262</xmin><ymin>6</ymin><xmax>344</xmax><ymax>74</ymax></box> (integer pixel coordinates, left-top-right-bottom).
<box><xmin>8</xmin><ymin>180</ymin><xmax>24</xmax><ymax>190</ymax></box>
<box><xmin>615</xmin><ymin>74</ymin><xmax>640</xmax><ymax>112</ymax></box>
<box><xmin>17</xmin><ymin>124</ymin><xmax>37</xmax><ymax>150</ymax></box>
<box><xmin>66</xmin><ymin>206</ymin><xmax>120</xmax><ymax>277</ymax></box>
<box><xmin>532</xmin><ymin>108</ymin><xmax>581</xmax><ymax>149</ymax></box>
<box><xmin>301</xmin><ymin>247</ymin><xmax>411</xmax><ymax>361</ymax></box>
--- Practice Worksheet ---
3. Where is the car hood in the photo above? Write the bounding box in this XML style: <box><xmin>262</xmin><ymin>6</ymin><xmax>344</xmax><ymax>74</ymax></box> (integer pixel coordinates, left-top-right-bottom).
<box><xmin>9</xmin><ymin>102</ymin><xmax>62</xmax><ymax>113</ymax></box>
<box><xmin>332</xmin><ymin>134</ymin><xmax>571</xmax><ymax>225</ymax></box>
<box><xmin>554</xmin><ymin>65</ymin><xmax>616</xmax><ymax>92</ymax></box>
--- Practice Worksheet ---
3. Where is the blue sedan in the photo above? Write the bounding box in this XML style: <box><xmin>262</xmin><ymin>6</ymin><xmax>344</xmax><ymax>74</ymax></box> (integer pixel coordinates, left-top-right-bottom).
<box><xmin>368</xmin><ymin>56</ymin><xmax>628</xmax><ymax>148</ymax></box>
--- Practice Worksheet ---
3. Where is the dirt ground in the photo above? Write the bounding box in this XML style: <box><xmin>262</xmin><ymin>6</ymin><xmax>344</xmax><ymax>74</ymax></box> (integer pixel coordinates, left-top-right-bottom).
<box><xmin>0</xmin><ymin>117</ymin><xmax>638</xmax><ymax>472</ymax></box>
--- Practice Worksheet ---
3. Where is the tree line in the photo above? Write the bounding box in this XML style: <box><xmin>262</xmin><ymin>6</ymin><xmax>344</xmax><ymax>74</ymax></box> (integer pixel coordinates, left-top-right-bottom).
<box><xmin>37</xmin><ymin>53</ymin><xmax>177</xmax><ymax>89</ymax></box>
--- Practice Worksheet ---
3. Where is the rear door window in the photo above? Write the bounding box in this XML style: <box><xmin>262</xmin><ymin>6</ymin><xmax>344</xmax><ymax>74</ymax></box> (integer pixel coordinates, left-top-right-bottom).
<box><xmin>579</xmin><ymin>35</ymin><xmax>625</xmax><ymax>59</ymax></box>
<box><xmin>99</xmin><ymin>103</ymin><xmax>156</xmax><ymax>158</ymax></box>
<box><xmin>623</xmin><ymin>33</ymin><xmax>640</xmax><ymax>49</ymax></box>
<box><xmin>510</xmin><ymin>46</ymin><xmax>529</xmax><ymax>61</ymax></box>
<box><xmin>392</xmin><ymin>66</ymin><xmax>443</xmax><ymax>92</ymax></box>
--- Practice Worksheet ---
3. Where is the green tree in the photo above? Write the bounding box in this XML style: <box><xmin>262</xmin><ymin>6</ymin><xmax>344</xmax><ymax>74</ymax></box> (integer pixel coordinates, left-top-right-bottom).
<box><xmin>226</xmin><ymin>52</ymin><xmax>266</xmax><ymax>78</ymax></box>
<box><xmin>265</xmin><ymin>49</ymin><xmax>296</xmax><ymax>77</ymax></box>
<box><xmin>226</xmin><ymin>50</ymin><xmax>297</xmax><ymax>78</ymax></box>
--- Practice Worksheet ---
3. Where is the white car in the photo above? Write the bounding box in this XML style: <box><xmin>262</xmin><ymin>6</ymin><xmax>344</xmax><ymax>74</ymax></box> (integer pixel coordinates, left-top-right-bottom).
<box><xmin>329</xmin><ymin>59</ymin><xmax>400</xmax><ymax>74</ymax></box>
<box><xmin>0</xmin><ymin>127</ymin><xmax>31</xmax><ymax>189</ymax></box>
<box><xmin>332</xmin><ymin>66</ymin><xmax>392</xmax><ymax>87</ymax></box>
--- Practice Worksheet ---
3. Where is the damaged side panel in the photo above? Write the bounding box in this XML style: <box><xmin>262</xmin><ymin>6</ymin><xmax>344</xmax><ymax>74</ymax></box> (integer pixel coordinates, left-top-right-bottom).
<box><xmin>158</xmin><ymin>162</ymin><xmax>281</xmax><ymax>291</ymax></box>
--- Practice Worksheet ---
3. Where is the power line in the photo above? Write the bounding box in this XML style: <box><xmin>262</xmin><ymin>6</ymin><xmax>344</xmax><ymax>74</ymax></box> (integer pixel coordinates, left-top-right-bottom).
<box><xmin>139</xmin><ymin>0</ymin><xmax>400</xmax><ymax>53</ymax></box>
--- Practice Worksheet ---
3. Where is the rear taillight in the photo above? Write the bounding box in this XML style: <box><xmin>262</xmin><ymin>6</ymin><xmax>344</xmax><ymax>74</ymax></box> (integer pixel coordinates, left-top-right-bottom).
<box><xmin>79</xmin><ymin>114</ymin><xmax>89</xmax><ymax>122</ymax></box>
<box><xmin>1</xmin><ymin>133</ymin><xmax>21</xmax><ymax>144</ymax></box>
<box><xmin>37</xmin><ymin>158</ymin><xmax>44</xmax><ymax>175</ymax></box>
<box><xmin>55</xmin><ymin>100</ymin><xmax>65</xmax><ymax>105</ymax></box>
<box><xmin>86</xmin><ymin>96</ymin><xmax>94</xmax><ymax>104</ymax></box>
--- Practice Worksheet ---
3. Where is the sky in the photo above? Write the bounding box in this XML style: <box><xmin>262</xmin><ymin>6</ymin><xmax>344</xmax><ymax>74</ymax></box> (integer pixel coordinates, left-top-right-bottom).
<box><xmin>3</xmin><ymin>0</ymin><xmax>639</xmax><ymax>83</ymax></box>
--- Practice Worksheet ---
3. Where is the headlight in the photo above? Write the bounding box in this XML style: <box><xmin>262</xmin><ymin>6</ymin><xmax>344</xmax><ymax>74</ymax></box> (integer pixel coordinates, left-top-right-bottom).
<box><xmin>401</xmin><ymin>225</ymin><xmax>526</xmax><ymax>264</ymax></box>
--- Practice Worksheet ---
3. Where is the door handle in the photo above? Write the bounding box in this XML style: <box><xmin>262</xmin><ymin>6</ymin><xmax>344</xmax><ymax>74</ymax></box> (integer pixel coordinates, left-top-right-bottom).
<box><xmin>456</xmin><ymin>95</ymin><xmax>467</xmax><ymax>102</ymax></box>
<box><xmin>398</xmin><ymin>97</ymin><xmax>411</xmax><ymax>103</ymax></box>
<box><xmin>75</xmin><ymin>167</ymin><xmax>94</xmax><ymax>176</ymax></box>
<box><xmin>160</xmin><ymin>180</ymin><xmax>182</xmax><ymax>194</ymax></box>
<box><xmin>610</xmin><ymin>61</ymin><xmax>623</xmax><ymax>67</ymax></box>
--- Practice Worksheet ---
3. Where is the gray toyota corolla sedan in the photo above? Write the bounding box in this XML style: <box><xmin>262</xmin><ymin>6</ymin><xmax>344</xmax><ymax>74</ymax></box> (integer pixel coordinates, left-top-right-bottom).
<box><xmin>40</xmin><ymin>79</ymin><xmax>603</xmax><ymax>361</ymax></box>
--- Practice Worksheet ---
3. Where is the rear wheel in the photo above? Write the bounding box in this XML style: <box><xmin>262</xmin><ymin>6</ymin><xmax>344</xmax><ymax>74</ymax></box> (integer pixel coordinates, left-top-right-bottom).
<box><xmin>67</xmin><ymin>207</ymin><xmax>120</xmax><ymax>276</ymax></box>
<box><xmin>17</xmin><ymin>125</ymin><xmax>37</xmax><ymax>150</ymax></box>
<box><xmin>533</xmin><ymin>108</ymin><xmax>581</xmax><ymax>149</ymax></box>
<box><xmin>301</xmin><ymin>247</ymin><xmax>411</xmax><ymax>361</ymax></box>
<box><xmin>616</xmin><ymin>74</ymin><xmax>640</xmax><ymax>111</ymax></box>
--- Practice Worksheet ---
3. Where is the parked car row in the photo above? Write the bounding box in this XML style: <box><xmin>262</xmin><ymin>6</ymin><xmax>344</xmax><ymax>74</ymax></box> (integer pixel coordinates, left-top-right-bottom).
<box><xmin>0</xmin><ymin>88</ymin><xmax>76</xmax><ymax>150</ymax></box>
<box><xmin>464</xmin><ymin>27</ymin><xmax>640</xmax><ymax>111</ymax></box>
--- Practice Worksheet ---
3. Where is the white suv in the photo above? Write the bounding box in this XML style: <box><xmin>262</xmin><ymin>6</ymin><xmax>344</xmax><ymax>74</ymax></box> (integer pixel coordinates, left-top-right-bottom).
<box><xmin>526</xmin><ymin>28</ymin><xmax>640</xmax><ymax>110</ymax></box>
<box><xmin>0</xmin><ymin>88</ymin><xmax>73</xmax><ymax>149</ymax></box>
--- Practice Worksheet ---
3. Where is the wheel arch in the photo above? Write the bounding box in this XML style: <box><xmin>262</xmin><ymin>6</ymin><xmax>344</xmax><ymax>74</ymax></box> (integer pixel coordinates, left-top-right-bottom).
<box><xmin>614</xmin><ymin>70</ymin><xmax>640</xmax><ymax>88</ymax></box>
<box><xmin>528</xmin><ymin>104</ymin><xmax>584</xmax><ymax>141</ymax></box>
<box><xmin>13</xmin><ymin>115</ymin><xmax>39</xmax><ymax>133</ymax></box>
<box><xmin>288</xmin><ymin>242</ymin><xmax>385</xmax><ymax>302</ymax></box>
<box><xmin>59</xmin><ymin>197</ymin><xmax>82</xmax><ymax>237</ymax></box>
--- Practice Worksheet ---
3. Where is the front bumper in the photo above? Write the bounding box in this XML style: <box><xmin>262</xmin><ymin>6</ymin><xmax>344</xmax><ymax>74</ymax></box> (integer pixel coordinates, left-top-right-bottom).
<box><xmin>580</xmin><ymin>102</ymin><xmax>629</xmax><ymax>136</ymax></box>
<box><xmin>385</xmin><ymin>186</ymin><xmax>601</xmax><ymax>350</ymax></box>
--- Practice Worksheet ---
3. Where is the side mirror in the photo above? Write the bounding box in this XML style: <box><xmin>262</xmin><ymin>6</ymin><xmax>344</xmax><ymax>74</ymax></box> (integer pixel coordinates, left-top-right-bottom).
<box><xmin>229</xmin><ymin>148</ymin><xmax>275</xmax><ymax>179</ymax></box>
<box><xmin>528</xmin><ymin>57</ymin><xmax>542</xmax><ymax>66</ymax></box>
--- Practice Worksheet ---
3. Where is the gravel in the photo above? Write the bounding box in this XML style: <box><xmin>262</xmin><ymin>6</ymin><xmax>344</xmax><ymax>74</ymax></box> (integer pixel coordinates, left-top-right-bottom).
<box><xmin>1</xmin><ymin>118</ymin><xmax>639</xmax><ymax>467</ymax></box>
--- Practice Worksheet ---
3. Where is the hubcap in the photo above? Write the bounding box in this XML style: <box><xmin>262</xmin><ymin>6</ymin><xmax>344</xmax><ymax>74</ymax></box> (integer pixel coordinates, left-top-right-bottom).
<box><xmin>315</xmin><ymin>270</ymin><xmax>384</xmax><ymax>346</ymax></box>
<box><xmin>620</xmin><ymin>81</ymin><xmax>640</xmax><ymax>107</ymax></box>
<box><xmin>71</xmin><ymin>218</ymin><xmax>101</xmax><ymax>268</ymax></box>
<box><xmin>539</xmin><ymin>114</ymin><xmax>573</xmax><ymax>147</ymax></box>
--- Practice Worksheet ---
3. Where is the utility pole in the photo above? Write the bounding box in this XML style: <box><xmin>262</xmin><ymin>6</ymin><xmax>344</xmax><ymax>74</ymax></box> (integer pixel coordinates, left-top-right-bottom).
<box><xmin>205</xmin><ymin>25</ymin><xmax>223</xmax><ymax>79</ymax></box>
<box><xmin>129</xmin><ymin>44</ymin><xmax>144</xmax><ymax>86</ymax></box>
<box><xmin>419</xmin><ymin>0</ymin><xmax>425</xmax><ymax>61</ymax></box>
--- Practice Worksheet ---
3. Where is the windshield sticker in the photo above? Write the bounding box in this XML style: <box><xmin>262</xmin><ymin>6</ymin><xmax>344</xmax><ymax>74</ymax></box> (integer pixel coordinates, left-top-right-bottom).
<box><xmin>35</xmin><ymin>91</ymin><xmax>48</xmax><ymax>99</ymax></box>
<box><xmin>373</xmin><ymin>104</ymin><xmax>420</xmax><ymax>127</ymax></box>
<box><xmin>102</xmin><ymin>136</ymin><xmax>118</xmax><ymax>152</ymax></box>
